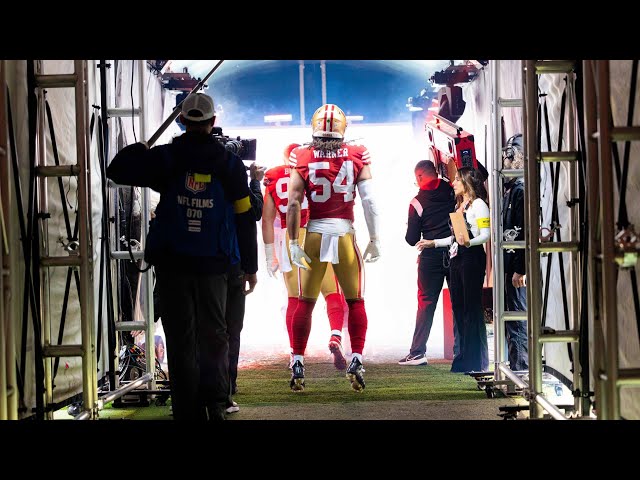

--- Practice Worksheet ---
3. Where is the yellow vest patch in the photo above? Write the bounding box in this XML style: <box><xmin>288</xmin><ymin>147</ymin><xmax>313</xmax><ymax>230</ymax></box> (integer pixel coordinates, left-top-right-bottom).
<box><xmin>194</xmin><ymin>173</ymin><xmax>211</xmax><ymax>183</ymax></box>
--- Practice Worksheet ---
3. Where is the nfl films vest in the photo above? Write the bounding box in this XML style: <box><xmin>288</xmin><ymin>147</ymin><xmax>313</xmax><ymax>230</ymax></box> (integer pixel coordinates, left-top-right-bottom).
<box><xmin>145</xmin><ymin>146</ymin><xmax>239</xmax><ymax>266</ymax></box>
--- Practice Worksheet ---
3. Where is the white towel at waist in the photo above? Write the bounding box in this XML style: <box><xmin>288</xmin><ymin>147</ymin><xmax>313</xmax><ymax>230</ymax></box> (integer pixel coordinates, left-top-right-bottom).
<box><xmin>307</xmin><ymin>218</ymin><xmax>354</xmax><ymax>236</ymax></box>
<box><xmin>319</xmin><ymin>234</ymin><xmax>341</xmax><ymax>264</ymax></box>
<box><xmin>307</xmin><ymin>218</ymin><xmax>354</xmax><ymax>264</ymax></box>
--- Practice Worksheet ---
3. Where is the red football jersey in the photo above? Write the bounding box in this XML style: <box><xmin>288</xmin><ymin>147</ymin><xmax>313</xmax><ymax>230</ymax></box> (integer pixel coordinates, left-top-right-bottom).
<box><xmin>291</xmin><ymin>143</ymin><xmax>371</xmax><ymax>221</ymax></box>
<box><xmin>263</xmin><ymin>165</ymin><xmax>309</xmax><ymax>228</ymax></box>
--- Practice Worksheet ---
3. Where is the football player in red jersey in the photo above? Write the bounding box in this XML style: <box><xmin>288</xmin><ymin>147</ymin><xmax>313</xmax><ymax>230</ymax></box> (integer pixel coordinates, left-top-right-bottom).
<box><xmin>262</xmin><ymin>143</ymin><xmax>348</xmax><ymax>370</ymax></box>
<box><xmin>286</xmin><ymin>104</ymin><xmax>381</xmax><ymax>392</ymax></box>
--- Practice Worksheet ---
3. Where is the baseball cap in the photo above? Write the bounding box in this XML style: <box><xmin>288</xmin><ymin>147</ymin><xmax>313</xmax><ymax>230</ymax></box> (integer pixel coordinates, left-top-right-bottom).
<box><xmin>181</xmin><ymin>93</ymin><xmax>215</xmax><ymax>122</ymax></box>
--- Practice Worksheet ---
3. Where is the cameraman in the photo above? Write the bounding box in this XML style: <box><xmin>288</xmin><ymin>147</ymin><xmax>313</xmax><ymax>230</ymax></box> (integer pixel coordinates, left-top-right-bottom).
<box><xmin>106</xmin><ymin>92</ymin><xmax>258</xmax><ymax>421</ymax></box>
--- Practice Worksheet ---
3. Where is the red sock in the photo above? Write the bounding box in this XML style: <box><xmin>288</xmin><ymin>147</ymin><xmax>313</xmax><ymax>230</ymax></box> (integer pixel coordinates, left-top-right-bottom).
<box><xmin>291</xmin><ymin>299</ymin><xmax>316</xmax><ymax>355</ymax></box>
<box><xmin>325</xmin><ymin>293</ymin><xmax>346</xmax><ymax>333</ymax></box>
<box><xmin>285</xmin><ymin>297</ymin><xmax>298</xmax><ymax>348</ymax></box>
<box><xmin>347</xmin><ymin>299</ymin><xmax>368</xmax><ymax>354</ymax></box>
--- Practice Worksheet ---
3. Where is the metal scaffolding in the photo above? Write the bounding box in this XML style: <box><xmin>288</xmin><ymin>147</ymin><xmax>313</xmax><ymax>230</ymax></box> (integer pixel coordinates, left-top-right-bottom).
<box><xmin>489</xmin><ymin>59</ymin><xmax>525</xmax><ymax>396</ymax></box>
<box><xmin>522</xmin><ymin>60</ymin><xmax>585</xmax><ymax>419</ymax></box>
<box><xmin>484</xmin><ymin>60</ymin><xmax>588</xmax><ymax>419</ymax></box>
<box><xmin>103</xmin><ymin>59</ymin><xmax>157</xmax><ymax>406</ymax></box>
<box><xmin>584</xmin><ymin>60</ymin><xmax>640</xmax><ymax>419</ymax></box>
<box><xmin>33</xmin><ymin>60</ymin><xmax>97</xmax><ymax>419</ymax></box>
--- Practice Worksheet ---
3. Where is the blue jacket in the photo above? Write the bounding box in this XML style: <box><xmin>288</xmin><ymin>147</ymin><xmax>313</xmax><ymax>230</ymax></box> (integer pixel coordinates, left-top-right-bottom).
<box><xmin>106</xmin><ymin>132</ymin><xmax>258</xmax><ymax>274</ymax></box>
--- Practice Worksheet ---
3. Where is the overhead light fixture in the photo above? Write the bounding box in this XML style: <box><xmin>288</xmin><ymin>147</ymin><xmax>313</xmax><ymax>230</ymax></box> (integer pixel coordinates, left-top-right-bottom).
<box><xmin>264</xmin><ymin>114</ymin><xmax>293</xmax><ymax>124</ymax></box>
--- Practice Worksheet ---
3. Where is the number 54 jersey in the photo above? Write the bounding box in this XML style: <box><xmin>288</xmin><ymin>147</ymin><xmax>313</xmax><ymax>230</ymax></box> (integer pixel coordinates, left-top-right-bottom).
<box><xmin>291</xmin><ymin>143</ymin><xmax>371</xmax><ymax>222</ymax></box>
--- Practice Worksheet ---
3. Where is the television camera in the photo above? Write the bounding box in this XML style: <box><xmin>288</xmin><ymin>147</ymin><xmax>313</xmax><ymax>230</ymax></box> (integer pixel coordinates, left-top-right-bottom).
<box><xmin>426</xmin><ymin>113</ymin><xmax>479</xmax><ymax>181</ymax></box>
<box><xmin>211</xmin><ymin>126</ymin><xmax>257</xmax><ymax>162</ymax></box>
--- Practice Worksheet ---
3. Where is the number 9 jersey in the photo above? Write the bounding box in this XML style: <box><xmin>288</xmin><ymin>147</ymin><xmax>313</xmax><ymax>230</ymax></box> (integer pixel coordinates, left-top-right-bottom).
<box><xmin>263</xmin><ymin>165</ymin><xmax>309</xmax><ymax>228</ymax></box>
<box><xmin>290</xmin><ymin>143</ymin><xmax>371</xmax><ymax>222</ymax></box>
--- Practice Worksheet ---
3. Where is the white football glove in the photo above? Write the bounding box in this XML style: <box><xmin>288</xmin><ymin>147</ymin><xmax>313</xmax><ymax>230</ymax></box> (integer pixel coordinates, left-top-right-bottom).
<box><xmin>289</xmin><ymin>239</ymin><xmax>312</xmax><ymax>270</ymax></box>
<box><xmin>264</xmin><ymin>243</ymin><xmax>279</xmax><ymax>278</ymax></box>
<box><xmin>363</xmin><ymin>238</ymin><xmax>381</xmax><ymax>263</ymax></box>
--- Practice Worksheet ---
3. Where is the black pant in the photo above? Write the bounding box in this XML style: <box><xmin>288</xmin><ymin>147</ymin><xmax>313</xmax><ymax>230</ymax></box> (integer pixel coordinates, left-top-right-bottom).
<box><xmin>156</xmin><ymin>268</ymin><xmax>229</xmax><ymax>420</ymax></box>
<box><xmin>504</xmin><ymin>272</ymin><xmax>528</xmax><ymax>371</ymax></box>
<box><xmin>410</xmin><ymin>249</ymin><xmax>458</xmax><ymax>356</ymax></box>
<box><xmin>226</xmin><ymin>263</ymin><xmax>245</xmax><ymax>400</ymax></box>
<box><xmin>449</xmin><ymin>245</ymin><xmax>488</xmax><ymax>373</ymax></box>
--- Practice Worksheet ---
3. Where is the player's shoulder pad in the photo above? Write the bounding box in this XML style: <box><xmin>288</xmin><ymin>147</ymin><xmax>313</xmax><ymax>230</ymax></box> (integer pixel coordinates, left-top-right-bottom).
<box><xmin>289</xmin><ymin>145</ymin><xmax>309</xmax><ymax>166</ymax></box>
<box><xmin>264</xmin><ymin>165</ymin><xmax>283</xmax><ymax>187</ymax></box>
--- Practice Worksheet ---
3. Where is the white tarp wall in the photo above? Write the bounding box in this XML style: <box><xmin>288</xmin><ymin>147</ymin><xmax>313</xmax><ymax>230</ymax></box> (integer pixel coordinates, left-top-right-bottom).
<box><xmin>609</xmin><ymin>61</ymin><xmax>640</xmax><ymax>419</ymax></box>
<box><xmin>5</xmin><ymin>61</ymin><xmax>32</xmax><ymax>413</ymax></box>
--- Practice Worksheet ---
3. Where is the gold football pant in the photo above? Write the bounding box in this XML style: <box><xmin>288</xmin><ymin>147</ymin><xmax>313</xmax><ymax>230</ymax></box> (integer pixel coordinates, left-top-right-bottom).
<box><xmin>297</xmin><ymin>231</ymin><xmax>364</xmax><ymax>301</ymax></box>
<box><xmin>282</xmin><ymin>228</ymin><xmax>342</xmax><ymax>298</ymax></box>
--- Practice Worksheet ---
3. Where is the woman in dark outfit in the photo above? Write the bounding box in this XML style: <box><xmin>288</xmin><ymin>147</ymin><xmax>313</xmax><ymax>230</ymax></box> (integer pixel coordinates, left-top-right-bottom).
<box><xmin>418</xmin><ymin>167</ymin><xmax>490</xmax><ymax>373</ymax></box>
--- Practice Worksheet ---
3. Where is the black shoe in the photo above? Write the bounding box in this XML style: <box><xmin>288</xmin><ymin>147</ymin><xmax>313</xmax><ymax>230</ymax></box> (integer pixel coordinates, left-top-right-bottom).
<box><xmin>206</xmin><ymin>404</ymin><xmax>226</xmax><ymax>421</ymax></box>
<box><xmin>67</xmin><ymin>402</ymin><xmax>83</xmax><ymax>417</ymax></box>
<box><xmin>290</xmin><ymin>360</ymin><xmax>305</xmax><ymax>392</ymax></box>
<box><xmin>346</xmin><ymin>357</ymin><xmax>366</xmax><ymax>392</ymax></box>
<box><xmin>398</xmin><ymin>353</ymin><xmax>428</xmax><ymax>366</ymax></box>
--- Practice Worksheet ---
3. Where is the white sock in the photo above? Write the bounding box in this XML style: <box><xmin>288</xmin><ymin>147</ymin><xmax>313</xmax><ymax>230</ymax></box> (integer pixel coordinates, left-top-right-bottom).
<box><xmin>331</xmin><ymin>330</ymin><xmax>342</xmax><ymax>337</ymax></box>
<box><xmin>293</xmin><ymin>354</ymin><xmax>304</xmax><ymax>364</ymax></box>
<box><xmin>352</xmin><ymin>353</ymin><xmax>363</xmax><ymax>363</ymax></box>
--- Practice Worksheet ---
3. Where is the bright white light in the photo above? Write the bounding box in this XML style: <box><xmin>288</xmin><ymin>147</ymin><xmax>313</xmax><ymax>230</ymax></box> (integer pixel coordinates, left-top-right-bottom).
<box><xmin>346</xmin><ymin>115</ymin><xmax>364</xmax><ymax>122</ymax></box>
<box><xmin>223</xmin><ymin>123</ymin><xmax>449</xmax><ymax>362</ymax></box>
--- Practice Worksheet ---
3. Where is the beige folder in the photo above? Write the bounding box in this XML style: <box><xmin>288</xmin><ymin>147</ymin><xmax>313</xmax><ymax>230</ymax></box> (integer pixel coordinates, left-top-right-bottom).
<box><xmin>449</xmin><ymin>210</ymin><xmax>470</xmax><ymax>245</ymax></box>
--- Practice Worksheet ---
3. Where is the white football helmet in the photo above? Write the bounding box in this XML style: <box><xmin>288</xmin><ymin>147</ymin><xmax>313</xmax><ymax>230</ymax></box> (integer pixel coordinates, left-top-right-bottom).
<box><xmin>311</xmin><ymin>104</ymin><xmax>347</xmax><ymax>139</ymax></box>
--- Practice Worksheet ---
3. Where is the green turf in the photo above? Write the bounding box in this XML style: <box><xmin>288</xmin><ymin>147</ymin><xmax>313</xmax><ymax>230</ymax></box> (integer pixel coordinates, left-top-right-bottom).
<box><xmin>98</xmin><ymin>401</ymin><xmax>172</xmax><ymax>420</ymax></box>
<box><xmin>51</xmin><ymin>326</ymin><xmax>498</xmax><ymax>419</ymax></box>
<box><xmin>233</xmin><ymin>361</ymin><xmax>486</xmax><ymax>406</ymax></box>
<box><xmin>82</xmin><ymin>359</ymin><xmax>487</xmax><ymax>419</ymax></box>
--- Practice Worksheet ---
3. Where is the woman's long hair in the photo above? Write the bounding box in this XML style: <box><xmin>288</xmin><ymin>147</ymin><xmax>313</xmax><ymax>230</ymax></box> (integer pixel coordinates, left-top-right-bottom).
<box><xmin>456</xmin><ymin>166</ymin><xmax>488</xmax><ymax>209</ymax></box>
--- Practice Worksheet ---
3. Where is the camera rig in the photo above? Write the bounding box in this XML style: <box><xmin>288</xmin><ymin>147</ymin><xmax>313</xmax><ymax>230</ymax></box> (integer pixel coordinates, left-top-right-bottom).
<box><xmin>429</xmin><ymin>61</ymin><xmax>483</xmax><ymax>86</ymax></box>
<box><xmin>211</xmin><ymin>126</ymin><xmax>257</xmax><ymax>161</ymax></box>
<box><xmin>426</xmin><ymin>113</ymin><xmax>478</xmax><ymax>181</ymax></box>
<box><xmin>407</xmin><ymin>61</ymin><xmax>486</xmax><ymax>134</ymax></box>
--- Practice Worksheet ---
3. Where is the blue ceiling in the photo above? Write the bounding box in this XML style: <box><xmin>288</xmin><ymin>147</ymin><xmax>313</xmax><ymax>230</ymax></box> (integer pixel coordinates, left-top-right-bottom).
<box><xmin>167</xmin><ymin>60</ymin><xmax>452</xmax><ymax>127</ymax></box>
